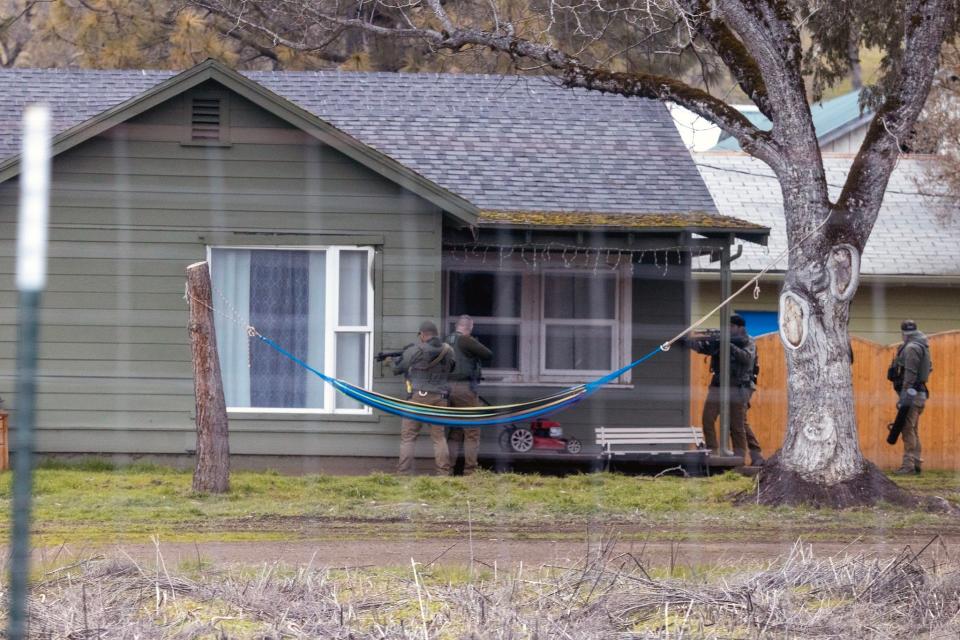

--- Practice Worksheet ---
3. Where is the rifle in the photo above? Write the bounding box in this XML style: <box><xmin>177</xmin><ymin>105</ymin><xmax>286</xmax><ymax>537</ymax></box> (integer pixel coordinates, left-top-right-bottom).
<box><xmin>375</xmin><ymin>344</ymin><xmax>413</xmax><ymax>362</ymax></box>
<box><xmin>682</xmin><ymin>329</ymin><xmax>750</xmax><ymax>355</ymax></box>
<box><xmin>886</xmin><ymin>388</ymin><xmax>918</xmax><ymax>445</ymax></box>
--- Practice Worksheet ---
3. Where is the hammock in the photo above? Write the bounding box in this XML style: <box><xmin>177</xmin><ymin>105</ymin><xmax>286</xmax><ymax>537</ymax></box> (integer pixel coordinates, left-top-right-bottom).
<box><xmin>255</xmin><ymin>334</ymin><xmax>664</xmax><ymax>427</ymax></box>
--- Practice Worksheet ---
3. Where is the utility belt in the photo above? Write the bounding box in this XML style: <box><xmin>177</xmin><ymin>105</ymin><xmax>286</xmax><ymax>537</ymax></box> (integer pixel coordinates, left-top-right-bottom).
<box><xmin>893</xmin><ymin>380</ymin><xmax>929</xmax><ymax>397</ymax></box>
<box><xmin>408</xmin><ymin>388</ymin><xmax>449</xmax><ymax>400</ymax></box>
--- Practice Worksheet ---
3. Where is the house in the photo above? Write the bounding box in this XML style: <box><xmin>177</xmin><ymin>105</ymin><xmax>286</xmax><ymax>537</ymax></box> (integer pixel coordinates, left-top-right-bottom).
<box><xmin>670</xmin><ymin>90</ymin><xmax>874</xmax><ymax>154</ymax></box>
<box><xmin>711</xmin><ymin>90</ymin><xmax>874</xmax><ymax>154</ymax></box>
<box><xmin>0</xmin><ymin>60</ymin><xmax>768</xmax><ymax>471</ymax></box>
<box><xmin>691</xmin><ymin>153</ymin><xmax>960</xmax><ymax>344</ymax></box>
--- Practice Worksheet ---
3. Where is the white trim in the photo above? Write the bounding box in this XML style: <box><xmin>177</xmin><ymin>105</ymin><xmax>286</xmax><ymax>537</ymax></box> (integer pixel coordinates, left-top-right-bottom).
<box><xmin>208</xmin><ymin>244</ymin><xmax>374</xmax><ymax>415</ymax></box>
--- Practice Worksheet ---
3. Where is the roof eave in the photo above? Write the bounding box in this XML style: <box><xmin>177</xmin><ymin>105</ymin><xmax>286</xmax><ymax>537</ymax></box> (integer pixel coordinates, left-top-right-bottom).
<box><xmin>0</xmin><ymin>59</ymin><xmax>478</xmax><ymax>224</ymax></box>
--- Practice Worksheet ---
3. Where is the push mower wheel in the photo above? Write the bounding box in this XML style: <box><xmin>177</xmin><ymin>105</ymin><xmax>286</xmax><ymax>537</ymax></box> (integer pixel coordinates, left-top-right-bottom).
<box><xmin>565</xmin><ymin>438</ymin><xmax>582</xmax><ymax>454</ymax></box>
<box><xmin>509</xmin><ymin>427</ymin><xmax>534</xmax><ymax>453</ymax></box>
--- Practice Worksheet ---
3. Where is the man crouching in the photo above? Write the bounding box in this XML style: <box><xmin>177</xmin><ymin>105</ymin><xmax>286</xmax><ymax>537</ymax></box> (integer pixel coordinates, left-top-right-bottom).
<box><xmin>391</xmin><ymin>320</ymin><xmax>455</xmax><ymax>475</ymax></box>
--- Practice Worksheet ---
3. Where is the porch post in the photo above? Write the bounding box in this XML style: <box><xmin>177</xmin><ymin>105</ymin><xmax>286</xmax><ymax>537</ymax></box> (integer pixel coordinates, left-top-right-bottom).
<box><xmin>718</xmin><ymin>240</ymin><xmax>732</xmax><ymax>456</ymax></box>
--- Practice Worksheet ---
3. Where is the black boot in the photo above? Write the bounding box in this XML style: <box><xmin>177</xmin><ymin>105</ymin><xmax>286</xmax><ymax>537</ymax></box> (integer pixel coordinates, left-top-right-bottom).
<box><xmin>749</xmin><ymin>451</ymin><xmax>765</xmax><ymax>467</ymax></box>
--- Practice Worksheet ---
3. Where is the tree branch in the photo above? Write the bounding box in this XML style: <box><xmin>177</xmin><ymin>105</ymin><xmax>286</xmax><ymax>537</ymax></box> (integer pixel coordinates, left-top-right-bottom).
<box><xmin>193</xmin><ymin>0</ymin><xmax>781</xmax><ymax>165</ymax></box>
<box><xmin>836</xmin><ymin>0</ymin><xmax>953</xmax><ymax>243</ymax></box>
<box><xmin>684</xmin><ymin>0</ymin><xmax>772</xmax><ymax>117</ymax></box>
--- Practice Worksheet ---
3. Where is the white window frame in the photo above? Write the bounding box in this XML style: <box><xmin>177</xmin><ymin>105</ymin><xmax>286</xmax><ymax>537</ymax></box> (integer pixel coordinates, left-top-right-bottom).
<box><xmin>207</xmin><ymin>244</ymin><xmax>375</xmax><ymax>415</ymax></box>
<box><xmin>538</xmin><ymin>267</ymin><xmax>626</xmax><ymax>383</ymax></box>
<box><xmin>444</xmin><ymin>256</ymin><xmax>632</xmax><ymax>385</ymax></box>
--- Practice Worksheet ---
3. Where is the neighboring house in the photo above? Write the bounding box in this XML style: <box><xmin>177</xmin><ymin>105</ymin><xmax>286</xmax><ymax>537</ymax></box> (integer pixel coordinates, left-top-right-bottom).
<box><xmin>670</xmin><ymin>90</ymin><xmax>874</xmax><ymax>154</ymax></box>
<box><xmin>691</xmin><ymin>153</ymin><xmax>960</xmax><ymax>344</ymax></box>
<box><xmin>712</xmin><ymin>90</ymin><xmax>874</xmax><ymax>154</ymax></box>
<box><xmin>0</xmin><ymin>60</ymin><xmax>768</xmax><ymax>468</ymax></box>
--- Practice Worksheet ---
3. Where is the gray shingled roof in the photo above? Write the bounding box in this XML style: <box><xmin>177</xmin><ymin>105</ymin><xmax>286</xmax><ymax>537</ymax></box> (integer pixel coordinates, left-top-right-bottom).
<box><xmin>0</xmin><ymin>67</ymin><xmax>720</xmax><ymax>217</ymax></box>
<box><xmin>693</xmin><ymin>153</ymin><xmax>960</xmax><ymax>277</ymax></box>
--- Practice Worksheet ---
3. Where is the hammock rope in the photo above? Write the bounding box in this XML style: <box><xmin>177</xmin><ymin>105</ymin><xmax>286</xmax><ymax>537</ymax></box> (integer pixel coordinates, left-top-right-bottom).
<box><xmin>192</xmin><ymin>211</ymin><xmax>834</xmax><ymax>427</ymax></box>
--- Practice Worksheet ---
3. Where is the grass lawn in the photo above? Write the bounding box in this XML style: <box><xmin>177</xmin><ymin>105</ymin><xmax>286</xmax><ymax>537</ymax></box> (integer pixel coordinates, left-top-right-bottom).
<box><xmin>0</xmin><ymin>461</ymin><xmax>956</xmax><ymax>544</ymax></box>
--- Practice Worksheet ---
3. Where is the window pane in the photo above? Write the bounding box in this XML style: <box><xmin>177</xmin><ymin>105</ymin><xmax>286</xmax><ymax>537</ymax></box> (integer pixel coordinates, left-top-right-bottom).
<box><xmin>339</xmin><ymin>250</ymin><xmax>368</xmax><ymax>326</ymax></box>
<box><xmin>336</xmin><ymin>332</ymin><xmax>367</xmax><ymax>410</ymax></box>
<box><xmin>544</xmin><ymin>325</ymin><xmax>613</xmax><ymax>371</ymax></box>
<box><xmin>470</xmin><ymin>323</ymin><xmax>520</xmax><ymax>370</ymax></box>
<box><xmin>543</xmin><ymin>273</ymin><xmax>616</xmax><ymax>319</ymax></box>
<box><xmin>249</xmin><ymin>250</ymin><xmax>310</xmax><ymax>408</ymax></box>
<box><xmin>211</xmin><ymin>248</ymin><xmax>251</xmax><ymax>407</ymax></box>
<box><xmin>449</xmin><ymin>272</ymin><xmax>521</xmax><ymax>318</ymax></box>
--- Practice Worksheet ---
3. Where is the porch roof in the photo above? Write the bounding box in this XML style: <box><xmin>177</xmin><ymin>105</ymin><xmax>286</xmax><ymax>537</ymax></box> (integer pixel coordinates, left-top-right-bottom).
<box><xmin>478</xmin><ymin>209</ymin><xmax>769</xmax><ymax>244</ymax></box>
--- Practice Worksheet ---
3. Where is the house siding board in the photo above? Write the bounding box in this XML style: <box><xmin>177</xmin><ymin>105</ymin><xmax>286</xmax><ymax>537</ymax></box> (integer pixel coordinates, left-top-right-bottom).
<box><xmin>0</xmin><ymin>87</ymin><xmax>441</xmax><ymax>456</ymax></box>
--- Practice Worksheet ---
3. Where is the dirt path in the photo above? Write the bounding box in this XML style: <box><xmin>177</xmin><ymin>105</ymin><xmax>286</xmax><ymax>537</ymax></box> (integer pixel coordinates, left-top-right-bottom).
<box><xmin>34</xmin><ymin>534</ymin><xmax>959</xmax><ymax>571</ymax></box>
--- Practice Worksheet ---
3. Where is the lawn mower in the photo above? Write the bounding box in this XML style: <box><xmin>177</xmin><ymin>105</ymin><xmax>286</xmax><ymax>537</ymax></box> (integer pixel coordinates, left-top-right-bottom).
<box><xmin>498</xmin><ymin>419</ymin><xmax>582</xmax><ymax>454</ymax></box>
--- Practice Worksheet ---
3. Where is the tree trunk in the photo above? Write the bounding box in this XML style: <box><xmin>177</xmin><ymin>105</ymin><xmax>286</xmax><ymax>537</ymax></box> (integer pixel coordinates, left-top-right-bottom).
<box><xmin>186</xmin><ymin>261</ymin><xmax>230</xmax><ymax>493</ymax></box>
<box><xmin>754</xmin><ymin>183</ymin><xmax>918</xmax><ymax>507</ymax></box>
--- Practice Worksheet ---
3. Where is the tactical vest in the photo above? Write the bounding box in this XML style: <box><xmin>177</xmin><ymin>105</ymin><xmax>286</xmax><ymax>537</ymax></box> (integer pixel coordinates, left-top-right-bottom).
<box><xmin>888</xmin><ymin>341</ymin><xmax>933</xmax><ymax>392</ymax></box>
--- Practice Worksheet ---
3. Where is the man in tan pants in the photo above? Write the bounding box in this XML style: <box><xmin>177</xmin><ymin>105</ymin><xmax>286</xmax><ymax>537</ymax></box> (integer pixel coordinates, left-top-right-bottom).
<box><xmin>391</xmin><ymin>321</ymin><xmax>455</xmax><ymax>475</ymax></box>
<box><xmin>445</xmin><ymin>315</ymin><xmax>493</xmax><ymax>475</ymax></box>
<box><xmin>888</xmin><ymin>319</ymin><xmax>932</xmax><ymax>475</ymax></box>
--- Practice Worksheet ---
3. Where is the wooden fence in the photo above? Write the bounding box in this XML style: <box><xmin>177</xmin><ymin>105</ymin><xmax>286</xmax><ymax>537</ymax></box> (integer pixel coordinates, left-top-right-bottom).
<box><xmin>690</xmin><ymin>331</ymin><xmax>960</xmax><ymax>470</ymax></box>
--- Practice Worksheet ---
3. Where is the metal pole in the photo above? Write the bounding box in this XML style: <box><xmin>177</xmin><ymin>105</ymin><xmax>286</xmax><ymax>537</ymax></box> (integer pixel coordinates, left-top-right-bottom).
<box><xmin>9</xmin><ymin>104</ymin><xmax>51</xmax><ymax>640</ymax></box>
<box><xmin>719</xmin><ymin>242</ymin><xmax>732</xmax><ymax>456</ymax></box>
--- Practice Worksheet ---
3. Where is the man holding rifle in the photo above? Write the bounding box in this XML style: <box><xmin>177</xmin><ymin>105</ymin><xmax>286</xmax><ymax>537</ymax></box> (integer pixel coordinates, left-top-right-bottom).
<box><xmin>887</xmin><ymin>320</ymin><xmax>933</xmax><ymax>475</ymax></box>
<box><xmin>687</xmin><ymin>314</ymin><xmax>764</xmax><ymax>466</ymax></box>
<box><xmin>381</xmin><ymin>321</ymin><xmax>455</xmax><ymax>475</ymax></box>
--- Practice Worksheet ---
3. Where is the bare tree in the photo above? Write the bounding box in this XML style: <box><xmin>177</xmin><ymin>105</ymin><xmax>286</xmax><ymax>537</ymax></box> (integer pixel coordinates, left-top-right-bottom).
<box><xmin>192</xmin><ymin>0</ymin><xmax>955</xmax><ymax>505</ymax></box>
<box><xmin>0</xmin><ymin>0</ymin><xmax>42</xmax><ymax>67</ymax></box>
<box><xmin>912</xmin><ymin>43</ymin><xmax>960</xmax><ymax>216</ymax></box>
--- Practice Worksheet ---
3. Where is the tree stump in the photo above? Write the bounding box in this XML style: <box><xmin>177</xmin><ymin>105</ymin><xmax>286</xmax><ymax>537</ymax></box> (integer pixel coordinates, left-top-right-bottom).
<box><xmin>186</xmin><ymin>261</ymin><xmax>230</xmax><ymax>493</ymax></box>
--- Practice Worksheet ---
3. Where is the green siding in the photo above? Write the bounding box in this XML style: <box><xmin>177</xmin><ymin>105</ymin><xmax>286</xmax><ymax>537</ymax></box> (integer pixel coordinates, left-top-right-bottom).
<box><xmin>0</xmin><ymin>82</ymin><xmax>444</xmax><ymax>457</ymax></box>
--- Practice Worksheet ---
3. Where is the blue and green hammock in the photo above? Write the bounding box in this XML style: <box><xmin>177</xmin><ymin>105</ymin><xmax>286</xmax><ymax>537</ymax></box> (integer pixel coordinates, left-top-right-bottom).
<box><xmin>255</xmin><ymin>334</ymin><xmax>664</xmax><ymax>427</ymax></box>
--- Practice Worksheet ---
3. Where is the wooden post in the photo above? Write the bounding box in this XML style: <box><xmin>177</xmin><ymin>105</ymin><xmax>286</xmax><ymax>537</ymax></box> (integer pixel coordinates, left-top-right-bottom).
<box><xmin>186</xmin><ymin>261</ymin><xmax>230</xmax><ymax>493</ymax></box>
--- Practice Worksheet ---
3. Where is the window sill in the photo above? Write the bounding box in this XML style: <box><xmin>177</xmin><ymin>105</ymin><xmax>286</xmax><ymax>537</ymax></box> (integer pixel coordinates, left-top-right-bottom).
<box><xmin>227</xmin><ymin>411</ymin><xmax>378</xmax><ymax>422</ymax></box>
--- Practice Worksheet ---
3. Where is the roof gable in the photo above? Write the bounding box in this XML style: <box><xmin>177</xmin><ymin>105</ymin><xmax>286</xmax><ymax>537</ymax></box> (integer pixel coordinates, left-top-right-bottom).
<box><xmin>0</xmin><ymin>61</ymin><xmax>740</xmax><ymax>229</ymax></box>
<box><xmin>0</xmin><ymin>60</ymin><xmax>477</xmax><ymax>223</ymax></box>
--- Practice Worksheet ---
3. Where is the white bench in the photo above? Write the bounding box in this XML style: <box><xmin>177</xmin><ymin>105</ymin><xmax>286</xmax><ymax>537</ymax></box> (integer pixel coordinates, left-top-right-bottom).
<box><xmin>594</xmin><ymin>425</ymin><xmax>707</xmax><ymax>456</ymax></box>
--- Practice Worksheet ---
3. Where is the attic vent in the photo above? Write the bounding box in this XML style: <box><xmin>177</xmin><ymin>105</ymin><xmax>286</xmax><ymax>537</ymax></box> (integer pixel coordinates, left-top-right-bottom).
<box><xmin>190</xmin><ymin>98</ymin><xmax>221</xmax><ymax>141</ymax></box>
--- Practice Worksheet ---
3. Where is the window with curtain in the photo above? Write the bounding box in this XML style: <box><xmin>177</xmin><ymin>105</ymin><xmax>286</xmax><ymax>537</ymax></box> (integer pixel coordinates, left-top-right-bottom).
<box><xmin>445</xmin><ymin>265</ymin><xmax>630</xmax><ymax>384</ymax></box>
<box><xmin>210</xmin><ymin>247</ymin><xmax>373</xmax><ymax>412</ymax></box>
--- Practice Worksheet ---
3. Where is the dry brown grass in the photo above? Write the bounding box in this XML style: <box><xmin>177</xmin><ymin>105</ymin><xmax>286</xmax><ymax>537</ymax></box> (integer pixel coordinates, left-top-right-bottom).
<box><xmin>7</xmin><ymin>536</ymin><xmax>960</xmax><ymax>639</ymax></box>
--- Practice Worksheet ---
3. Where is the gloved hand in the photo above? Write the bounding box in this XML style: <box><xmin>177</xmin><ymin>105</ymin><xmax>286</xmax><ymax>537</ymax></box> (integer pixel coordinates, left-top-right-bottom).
<box><xmin>897</xmin><ymin>387</ymin><xmax>918</xmax><ymax>409</ymax></box>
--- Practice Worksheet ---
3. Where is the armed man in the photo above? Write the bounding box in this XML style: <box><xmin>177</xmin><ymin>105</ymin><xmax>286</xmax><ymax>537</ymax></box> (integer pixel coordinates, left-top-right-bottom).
<box><xmin>445</xmin><ymin>315</ymin><xmax>493</xmax><ymax>476</ymax></box>
<box><xmin>887</xmin><ymin>319</ymin><xmax>933</xmax><ymax>475</ymax></box>
<box><xmin>688</xmin><ymin>314</ymin><xmax>764</xmax><ymax>466</ymax></box>
<box><xmin>389</xmin><ymin>320</ymin><xmax>455</xmax><ymax>475</ymax></box>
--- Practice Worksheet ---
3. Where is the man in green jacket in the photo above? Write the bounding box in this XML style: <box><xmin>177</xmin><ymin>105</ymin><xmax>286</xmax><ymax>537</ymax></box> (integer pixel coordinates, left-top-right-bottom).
<box><xmin>445</xmin><ymin>315</ymin><xmax>493</xmax><ymax>475</ymax></box>
<box><xmin>391</xmin><ymin>321</ymin><xmax>455</xmax><ymax>475</ymax></box>
<box><xmin>692</xmin><ymin>314</ymin><xmax>763</xmax><ymax>465</ymax></box>
<box><xmin>888</xmin><ymin>319</ymin><xmax>933</xmax><ymax>475</ymax></box>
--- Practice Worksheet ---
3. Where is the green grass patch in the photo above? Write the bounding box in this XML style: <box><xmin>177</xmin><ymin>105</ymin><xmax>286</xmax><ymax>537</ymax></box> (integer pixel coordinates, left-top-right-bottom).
<box><xmin>0</xmin><ymin>466</ymin><xmax>955</xmax><ymax>544</ymax></box>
